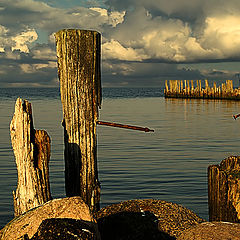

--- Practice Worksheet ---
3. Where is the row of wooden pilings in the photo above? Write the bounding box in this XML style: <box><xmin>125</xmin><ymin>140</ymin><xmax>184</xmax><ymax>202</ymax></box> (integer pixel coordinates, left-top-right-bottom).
<box><xmin>9</xmin><ymin>29</ymin><xmax>240</xmax><ymax>223</ymax></box>
<box><xmin>165</xmin><ymin>79</ymin><xmax>240</xmax><ymax>100</ymax></box>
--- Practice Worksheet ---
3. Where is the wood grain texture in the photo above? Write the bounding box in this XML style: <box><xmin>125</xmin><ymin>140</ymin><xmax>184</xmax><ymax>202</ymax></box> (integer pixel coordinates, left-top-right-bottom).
<box><xmin>55</xmin><ymin>29</ymin><xmax>101</xmax><ymax>212</ymax></box>
<box><xmin>10</xmin><ymin>98</ymin><xmax>51</xmax><ymax>217</ymax></box>
<box><xmin>208</xmin><ymin>156</ymin><xmax>240</xmax><ymax>222</ymax></box>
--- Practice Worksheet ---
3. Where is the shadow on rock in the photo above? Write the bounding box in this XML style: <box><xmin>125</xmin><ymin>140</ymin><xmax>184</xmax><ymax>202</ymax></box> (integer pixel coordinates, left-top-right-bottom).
<box><xmin>95</xmin><ymin>199</ymin><xmax>204</xmax><ymax>240</ymax></box>
<box><xmin>97</xmin><ymin>211</ymin><xmax>175</xmax><ymax>240</ymax></box>
<box><xmin>28</xmin><ymin>218</ymin><xmax>99</xmax><ymax>240</ymax></box>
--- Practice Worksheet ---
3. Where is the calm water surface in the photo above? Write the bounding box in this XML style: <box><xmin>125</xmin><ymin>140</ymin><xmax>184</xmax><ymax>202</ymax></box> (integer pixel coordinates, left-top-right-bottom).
<box><xmin>1</xmin><ymin>88</ymin><xmax>240</xmax><ymax>228</ymax></box>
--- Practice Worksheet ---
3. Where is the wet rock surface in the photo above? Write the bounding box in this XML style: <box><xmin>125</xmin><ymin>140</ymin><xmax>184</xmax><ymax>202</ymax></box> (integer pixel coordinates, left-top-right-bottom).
<box><xmin>95</xmin><ymin>199</ymin><xmax>204</xmax><ymax>240</ymax></box>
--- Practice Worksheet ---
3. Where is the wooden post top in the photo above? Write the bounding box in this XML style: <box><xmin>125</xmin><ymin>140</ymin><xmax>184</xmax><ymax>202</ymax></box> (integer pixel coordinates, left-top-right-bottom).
<box><xmin>56</xmin><ymin>29</ymin><xmax>100</xmax><ymax>35</ymax></box>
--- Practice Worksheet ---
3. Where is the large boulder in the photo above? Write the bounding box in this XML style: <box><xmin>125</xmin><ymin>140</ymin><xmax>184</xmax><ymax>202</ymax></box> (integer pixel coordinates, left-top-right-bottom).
<box><xmin>177</xmin><ymin>221</ymin><xmax>240</xmax><ymax>240</ymax></box>
<box><xmin>1</xmin><ymin>197</ymin><xmax>98</xmax><ymax>240</ymax></box>
<box><xmin>95</xmin><ymin>199</ymin><xmax>204</xmax><ymax>240</ymax></box>
<box><xmin>29</xmin><ymin>218</ymin><xmax>99</xmax><ymax>240</ymax></box>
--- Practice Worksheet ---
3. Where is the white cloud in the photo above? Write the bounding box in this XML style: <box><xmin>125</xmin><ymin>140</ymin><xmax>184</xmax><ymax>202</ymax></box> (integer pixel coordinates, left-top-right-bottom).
<box><xmin>108</xmin><ymin>10</ymin><xmax>126</xmax><ymax>27</ymax></box>
<box><xmin>201</xmin><ymin>15</ymin><xmax>240</xmax><ymax>58</ymax></box>
<box><xmin>2</xmin><ymin>0</ymin><xmax>240</xmax><ymax>63</ymax></box>
<box><xmin>90</xmin><ymin>8</ymin><xmax>125</xmax><ymax>27</ymax></box>
<box><xmin>90</xmin><ymin>7</ymin><xmax>108</xmax><ymax>16</ymax></box>
<box><xmin>11</xmin><ymin>29</ymin><xmax>38</xmax><ymax>53</ymax></box>
<box><xmin>102</xmin><ymin>39</ymin><xmax>147</xmax><ymax>61</ymax></box>
<box><xmin>0</xmin><ymin>26</ymin><xmax>38</xmax><ymax>54</ymax></box>
<box><xmin>100</xmin><ymin>6</ymin><xmax>240</xmax><ymax>63</ymax></box>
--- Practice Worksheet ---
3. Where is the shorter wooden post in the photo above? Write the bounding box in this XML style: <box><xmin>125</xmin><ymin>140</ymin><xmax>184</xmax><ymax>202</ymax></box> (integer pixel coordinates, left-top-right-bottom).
<box><xmin>205</xmin><ymin>79</ymin><xmax>209</xmax><ymax>89</ymax></box>
<box><xmin>191</xmin><ymin>80</ymin><xmax>194</xmax><ymax>92</ymax></box>
<box><xmin>165</xmin><ymin>80</ymin><xmax>169</xmax><ymax>93</ymax></box>
<box><xmin>187</xmin><ymin>80</ymin><xmax>190</xmax><ymax>94</ymax></box>
<box><xmin>208</xmin><ymin>156</ymin><xmax>240</xmax><ymax>222</ymax></box>
<box><xmin>10</xmin><ymin>98</ymin><xmax>51</xmax><ymax>217</ymax></box>
<box><xmin>213</xmin><ymin>82</ymin><xmax>217</xmax><ymax>95</ymax></box>
<box><xmin>169</xmin><ymin>80</ymin><xmax>173</xmax><ymax>93</ymax></box>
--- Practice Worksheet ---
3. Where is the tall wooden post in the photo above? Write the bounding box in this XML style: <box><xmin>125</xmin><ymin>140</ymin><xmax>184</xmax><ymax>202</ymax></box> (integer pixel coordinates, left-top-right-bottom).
<box><xmin>208</xmin><ymin>156</ymin><xmax>240</xmax><ymax>222</ymax></box>
<box><xmin>10</xmin><ymin>98</ymin><xmax>51</xmax><ymax>217</ymax></box>
<box><xmin>55</xmin><ymin>29</ymin><xmax>101</xmax><ymax>212</ymax></box>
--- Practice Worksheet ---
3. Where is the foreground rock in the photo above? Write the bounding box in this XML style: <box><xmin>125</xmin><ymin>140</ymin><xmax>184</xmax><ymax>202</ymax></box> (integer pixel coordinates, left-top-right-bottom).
<box><xmin>95</xmin><ymin>199</ymin><xmax>204</xmax><ymax>240</ymax></box>
<box><xmin>27</xmin><ymin>218</ymin><xmax>99</xmax><ymax>240</ymax></box>
<box><xmin>1</xmin><ymin>197</ymin><xmax>97</xmax><ymax>240</ymax></box>
<box><xmin>177</xmin><ymin>221</ymin><xmax>240</xmax><ymax>240</ymax></box>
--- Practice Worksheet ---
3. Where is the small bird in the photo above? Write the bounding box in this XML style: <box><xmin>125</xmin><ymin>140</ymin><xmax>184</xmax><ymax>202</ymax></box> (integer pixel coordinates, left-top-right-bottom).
<box><xmin>233</xmin><ymin>114</ymin><xmax>240</xmax><ymax>120</ymax></box>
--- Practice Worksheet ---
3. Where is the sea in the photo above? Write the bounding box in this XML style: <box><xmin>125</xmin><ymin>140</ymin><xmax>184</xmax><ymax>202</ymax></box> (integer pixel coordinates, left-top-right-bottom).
<box><xmin>1</xmin><ymin>86</ymin><xmax>240</xmax><ymax>228</ymax></box>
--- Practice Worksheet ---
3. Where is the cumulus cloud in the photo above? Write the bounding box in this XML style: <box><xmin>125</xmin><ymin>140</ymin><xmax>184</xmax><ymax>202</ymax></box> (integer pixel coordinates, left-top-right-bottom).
<box><xmin>0</xmin><ymin>0</ymin><xmax>126</xmax><ymax>87</ymax></box>
<box><xmin>102</xmin><ymin>4</ymin><xmax>240</xmax><ymax>63</ymax></box>
<box><xmin>12</xmin><ymin>29</ymin><xmax>38</xmax><ymax>53</ymax></box>
<box><xmin>102</xmin><ymin>39</ymin><xmax>147</xmax><ymax>61</ymax></box>
<box><xmin>89</xmin><ymin>7</ymin><xmax>126</xmax><ymax>27</ymax></box>
<box><xmin>0</xmin><ymin>0</ymin><xmax>240</xmax><ymax>87</ymax></box>
<box><xmin>201</xmin><ymin>16</ymin><xmax>240</xmax><ymax>58</ymax></box>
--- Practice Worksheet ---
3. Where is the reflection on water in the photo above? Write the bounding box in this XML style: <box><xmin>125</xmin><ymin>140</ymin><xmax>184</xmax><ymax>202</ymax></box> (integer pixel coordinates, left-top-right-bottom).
<box><xmin>98</xmin><ymin>97</ymin><xmax>240</xmax><ymax>222</ymax></box>
<box><xmin>1</xmin><ymin>92</ymin><xmax>240</xmax><ymax>228</ymax></box>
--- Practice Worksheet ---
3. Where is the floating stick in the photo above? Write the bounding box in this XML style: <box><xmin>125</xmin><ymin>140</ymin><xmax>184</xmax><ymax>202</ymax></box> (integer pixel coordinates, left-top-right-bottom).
<box><xmin>97</xmin><ymin>121</ymin><xmax>154</xmax><ymax>132</ymax></box>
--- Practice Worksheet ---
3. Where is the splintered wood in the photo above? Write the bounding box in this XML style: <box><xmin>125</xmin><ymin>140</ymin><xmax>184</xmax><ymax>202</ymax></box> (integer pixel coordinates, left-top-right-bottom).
<box><xmin>55</xmin><ymin>29</ymin><xmax>101</xmax><ymax>212</ymax></box>
<box><xmin>10</xmin><ymin>98</ymin><xmax>51</xmax><ymax>217</ymax></box>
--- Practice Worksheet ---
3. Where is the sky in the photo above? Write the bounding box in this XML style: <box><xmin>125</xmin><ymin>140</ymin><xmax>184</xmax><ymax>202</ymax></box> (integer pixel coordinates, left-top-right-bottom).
<box><xmin>0</xmin><ymin>0</ymin><xmax>240</xmax><ymax>88</ymax></box>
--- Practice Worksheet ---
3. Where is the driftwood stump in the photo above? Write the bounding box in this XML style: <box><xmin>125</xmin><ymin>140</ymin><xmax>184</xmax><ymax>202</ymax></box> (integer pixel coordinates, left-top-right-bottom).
<box><xmin>208</xmin><ymin>156</ymin><xmax>240</xmax><ymax>222</ymax></box>
<box><xmin>10</xmin><ymin>98</ymin><xmax>51</xmax><ymax>217</ymax></box>
<box><xmin>55</xmin><ymin>29</ymin><xmax>101</xmax><ymax>212</ymax></box>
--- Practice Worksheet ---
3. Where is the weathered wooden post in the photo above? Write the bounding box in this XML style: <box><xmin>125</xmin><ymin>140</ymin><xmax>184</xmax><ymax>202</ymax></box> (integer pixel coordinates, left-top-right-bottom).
<box><xmin>55</xmin><ymin>29</ymin><xmax>101</xmax><ymax>212</ymax></box>
<box><xmin>10</xmin><ymin>98</ymin><xmax>51</xmax><ymax>217</ymax></box>
<box><xmin>187</xmin><ymin>80</ymin><xmax>190</xmax><ymax>94</ymax></box>
<box><xmin>208</xmin><ymin>156</ymin><xmax>240</xmax><ymax>222</ymax></box>
<box><xmin>165</xmin><ymin>80</ymin><xmax>169</xmax><ymax>94</ymax></box>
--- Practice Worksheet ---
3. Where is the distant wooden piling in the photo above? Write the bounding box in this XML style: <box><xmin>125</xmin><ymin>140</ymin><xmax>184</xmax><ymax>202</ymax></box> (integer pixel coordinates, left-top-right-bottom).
<box><xmin>55</xmin><ymin>29</ymin><xmax>101</xmax><ymax>212</ymax></box>
<box><xmin>164</xmin><ymin>80</ymin><xmax>240</xmax><ymax>100</ymax></box>
<box><xmin>208</xmin><ymin>156</ymin><xmax>240</xmax><ymax>222</ymax></box>
<box><xmin>10</xmin><ymin>98</ymin><xmax>51</xmax><ymax>217</ymax></box>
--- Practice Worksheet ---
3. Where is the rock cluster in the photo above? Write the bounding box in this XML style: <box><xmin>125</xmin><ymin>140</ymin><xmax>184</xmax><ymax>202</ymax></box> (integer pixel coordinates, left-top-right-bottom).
<box><xmin>3</xmin><ymin>198</ymin><xmax>239</xmax><ymax>240</ymax></box>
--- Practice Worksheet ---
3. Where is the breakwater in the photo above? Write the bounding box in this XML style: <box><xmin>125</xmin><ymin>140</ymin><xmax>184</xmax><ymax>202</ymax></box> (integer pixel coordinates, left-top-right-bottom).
<box><xmin>164</xmin><ymin>79</ymin><xmax>240</xmax><ymax>100</ymax></box>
